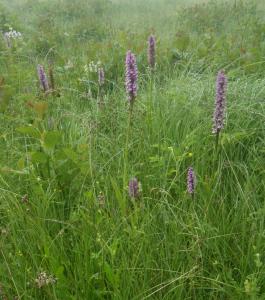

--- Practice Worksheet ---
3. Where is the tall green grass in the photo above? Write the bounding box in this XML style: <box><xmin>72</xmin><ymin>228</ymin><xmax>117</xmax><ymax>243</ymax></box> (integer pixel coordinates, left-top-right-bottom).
<box><xmin>0</xmin><ymin>0</ymin><xmax>265</xmax><ymax>299</ymax></box>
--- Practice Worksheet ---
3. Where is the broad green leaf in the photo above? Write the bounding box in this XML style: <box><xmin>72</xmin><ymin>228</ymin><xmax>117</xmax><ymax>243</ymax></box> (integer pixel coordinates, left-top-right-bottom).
<box><xmin>31</xmin><ymin>151</ymin><xmax>48</xmax><ymax>164</ymax></box>
<box><xmin>44</xmin><ymin>131</ymin><xmax>62</xmax><ymax>149</ymax></box>
<box><xmin>63</xmin><ymin>147</ymin><xmax>79</xmax><ymax>163</ymax></box>
<box><xmin>16</xmin><ymin>126</ymin><xmax>41</xmax><ymax>139</ymax></box>
<box><xmin>17</xmin><ymin>158</ymin><xmax>25</xmax><ymax>170</ymax></box>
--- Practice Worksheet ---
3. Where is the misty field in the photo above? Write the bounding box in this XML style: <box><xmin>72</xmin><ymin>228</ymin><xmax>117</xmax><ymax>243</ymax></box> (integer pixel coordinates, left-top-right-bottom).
<box><xmin>0</xmin><ymin>0</ymin><xmax>265</xmax><ymax>299</ymax></box>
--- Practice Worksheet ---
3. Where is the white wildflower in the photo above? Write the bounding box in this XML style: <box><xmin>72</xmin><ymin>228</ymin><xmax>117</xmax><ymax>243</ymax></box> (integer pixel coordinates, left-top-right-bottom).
<box><xmin>3</xmin><ymin>28</ymin><xmax>22</xmax><ymax>48</ymax></box>
<box><xmin>4</xmin><ymin>29</ymin><xmax>22</xmax><ymax>39</ymax></box>
<box><xmin>35</xmin><ymin>271</ymin><xmax>57</xmax><ymax>289</ymax></box>
<box><xmin>88</xmin><ymin>61</ymin><xmax>102</xmax><ymax>73</ymax></box>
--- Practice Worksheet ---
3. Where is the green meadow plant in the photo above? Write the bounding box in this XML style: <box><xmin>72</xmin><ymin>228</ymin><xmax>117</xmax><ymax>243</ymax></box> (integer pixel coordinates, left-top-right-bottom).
<box><xmin>0</xmin><ymin>0</ymin><xmax>265</xmax><ymax>299</ymax></box>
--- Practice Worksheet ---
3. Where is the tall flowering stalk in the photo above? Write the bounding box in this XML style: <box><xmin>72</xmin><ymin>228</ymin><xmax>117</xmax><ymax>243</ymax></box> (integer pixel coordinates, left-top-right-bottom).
<box><xmin>125</xmin><ymin>50</ymin><xmax>138</xmax><ymax>105</ymax></box>
<box><xmin>37</xmin><ymin>64</ymin><xmax>49</xmax><ymax>93</ymax></box>
<box><xmin>49</xmin><ymin>65</ymin><xmax>55</xmax><ymax>91</ymax></box>
<box><xmin>124</xmin><ymin>52</ymin><xmax>138</xmax><ymax>197</ymax></box>
<box><xmin>98</xmin><ymin>67</ymin><xmax>105</xmax><ymax>86</ymax></box>
<box><xmin>213</xmin><ymin>70</ymin><xmax>227</xmax><ymax>144</ymax></box>
<box><xmin>48</xmin><ymin>64</ymin><xmax>60</xmax><ymax>97</ymax></box>
<box><xmin>148</xmin><ymin>35</ymin><xmax>156</xmax><ymax>70</ymax></box>
<box><xmin>187</xmin><ymin>167</ymin><xmax>196</xmax><ymax>196</ymax></box>
<box><xmin>128</xmin><ymin>178</ymin><xmax>139</xmax><ymax>198</ymax></box>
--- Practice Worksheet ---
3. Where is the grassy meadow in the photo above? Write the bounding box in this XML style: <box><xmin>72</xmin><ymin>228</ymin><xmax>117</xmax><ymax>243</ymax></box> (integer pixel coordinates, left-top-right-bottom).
<box><xmin>0</xmin><ymin>0</ymin><xmax>265</xmax><ymax>299</ymax></box>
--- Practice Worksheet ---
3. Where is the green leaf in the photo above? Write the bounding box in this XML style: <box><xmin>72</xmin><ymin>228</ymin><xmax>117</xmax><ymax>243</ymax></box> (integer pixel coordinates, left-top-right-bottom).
<box><xmin>44</xmin><ymin>131</ymin><xmax>62</xmax><ymax>149</ymax></box>
<box><xmin>221</xmin><ymin>131</ymin><xmax>252</xmax><ymax>145</ymax></box>
<box><xmin>0</xmin><ymin>166</ymin><xmax>28</xmax><ymax>175</ymax></box>
<box><xmin>17</xmin><ymin>158</ymin><xmax>25</xmax><ymax>170</ymax></box>
<box><xmin>63</xmin><ymin>147</ymin><xmax>79</xmax><ymax>163</ymax></box>
<box><xmin>104</xmin><ymin>262</ymin><xmax>119</xmax><ymax>288</ymax></box>
<box><xmin>31</xmin><ymin>151</ymin><xmax>48</xmax><ymax>164</ymax></box>
<box><xmin>16</xmin><ymin>126</ymin><xmax>41</xmax><ymax>139</ymax></box>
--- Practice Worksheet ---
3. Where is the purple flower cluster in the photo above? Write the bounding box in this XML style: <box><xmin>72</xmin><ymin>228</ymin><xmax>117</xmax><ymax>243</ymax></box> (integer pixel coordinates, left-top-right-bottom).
<box><xmin>128</xmin><ymin>177</ymin><xmax>139</xmax><ymax>198</ymax></box>
<box><xmin>187</xmin><ymin>167</ymin><xmax>196</xmax><ymax>195</ymax></box>
<box><xmin>98</xmin><ymin>67</ymin><xmax>105</xmax><ymax>86</ymax></box>
<box><xmin>213</xmin><ymin>70</ymin><xmax>227</xmax><ymax>134</ymax></box>
<box><xmin>125</xmin><ymin>51</ymin><xmax>138</xmax><ymax>103</ymax></box>
<box><xmin>37</xmin><ymin>64</ymin><xmax>49</xmax><ymax>92</ymax></box>
<box><xmin>148</xmin><ymin>35</ymin><xmax>156</xmax><ymax>69</ymax></box>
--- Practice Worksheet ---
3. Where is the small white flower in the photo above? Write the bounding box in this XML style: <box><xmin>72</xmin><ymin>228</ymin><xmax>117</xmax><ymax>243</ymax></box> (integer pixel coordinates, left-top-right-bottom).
<box><xmin>4</xmin><ymin>29</ymin><xmax>22</xmax><ymax>39</ymax></box>
<box><xmin>35</xmin><ymin>271</ymin><xmax>57</xmax><ymax>289</ymax></box>
<box><xmin>87</xmin><ymin>61</ymin><xmax>101</xmax><ymax>73</ymax></box>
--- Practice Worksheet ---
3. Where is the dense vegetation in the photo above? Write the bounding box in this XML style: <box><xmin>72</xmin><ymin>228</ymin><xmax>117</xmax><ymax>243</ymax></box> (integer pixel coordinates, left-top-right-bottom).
<box><xmin>0</xmin><ymin>0</ymin><xmax>265</xmax><ymax>299</ymax></box>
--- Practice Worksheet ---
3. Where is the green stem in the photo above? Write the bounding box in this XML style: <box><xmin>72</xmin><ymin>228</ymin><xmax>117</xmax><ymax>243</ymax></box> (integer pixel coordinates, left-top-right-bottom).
<box><xmin>215</xmin><ymin>131</ymin><xmax>220</xmax><ymax>151</ymax></box>
<box><xmin>148</xmin><ymin>72</ymin><xmax>154</xmax><ymax>130</ymax></box>
<box><xmin>123</xmin><ymin>103</ymin><xmax>133</xmax><ymax>201</ymax></box>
